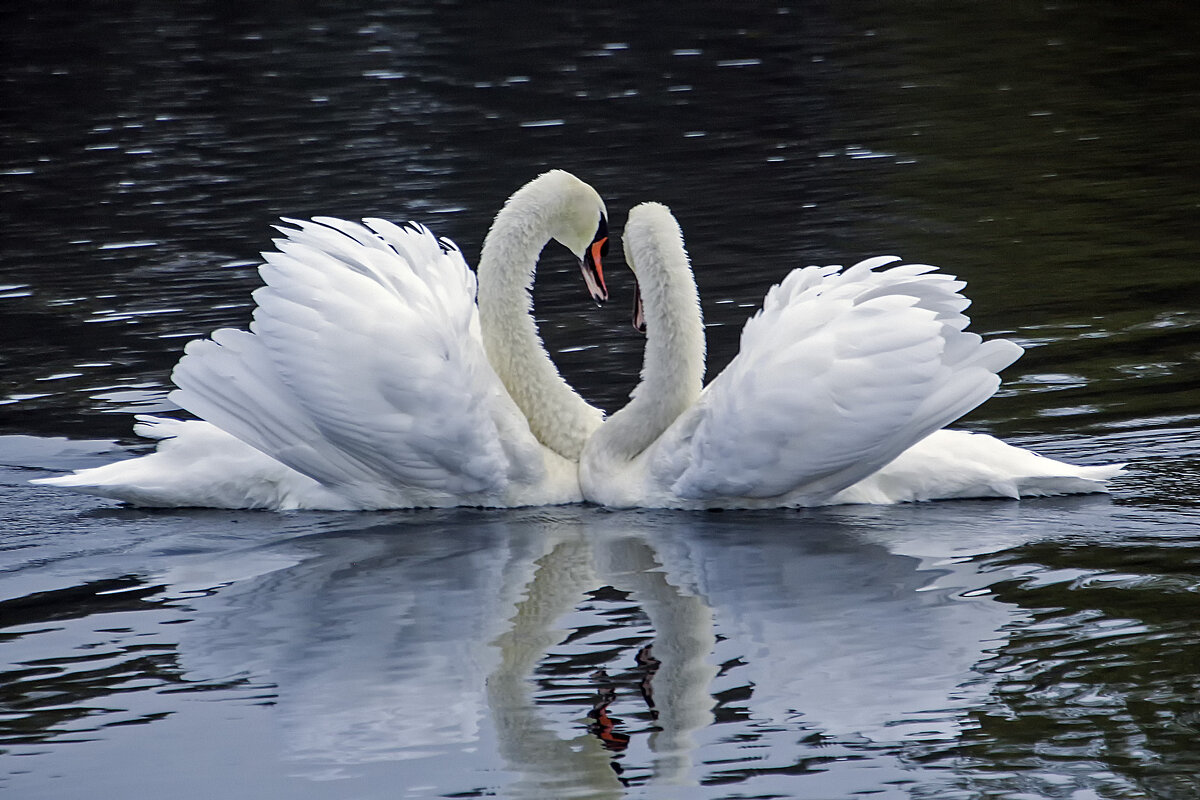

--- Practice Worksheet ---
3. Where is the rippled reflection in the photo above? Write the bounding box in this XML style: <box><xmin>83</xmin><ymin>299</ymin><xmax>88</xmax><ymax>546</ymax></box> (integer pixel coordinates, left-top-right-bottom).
<box><xmin>7</xmin><ymin>499</ymin><xmax>1195</xmax><ymax>798</ymax></box>
<box><xmin>966</xmin><ymin>537</ymin><xmax>1200</xmax><ymax>798</ymax></box>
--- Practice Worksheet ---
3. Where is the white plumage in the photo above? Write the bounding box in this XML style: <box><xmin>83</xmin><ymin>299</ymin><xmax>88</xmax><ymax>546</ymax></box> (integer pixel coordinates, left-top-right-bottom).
<box><xmin>36</xmin><ymin>184</ymin><xmax>1122</xmax><ymax>511</ymax></box>
<box><xmin>579</xmin><ymin>202</ymin><xmax>1122</xmax><ymax>509</ymax></box>
<box><xmin>168</xmin><ymin>218</ymin><xmax>558</xmax><ymax>508</ymax></box>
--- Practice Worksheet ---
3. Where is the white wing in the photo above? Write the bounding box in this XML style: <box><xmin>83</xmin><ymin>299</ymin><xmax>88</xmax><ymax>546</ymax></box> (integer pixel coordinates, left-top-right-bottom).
<box><xmin>170</xmin><ymin>217</ymin><xmax>547</xmax><ymax>507</ymax></box>
<box><xmin>653</xmin><ymin>257</ymin><xmax>1023</xmax><ymax>503</ymax></box>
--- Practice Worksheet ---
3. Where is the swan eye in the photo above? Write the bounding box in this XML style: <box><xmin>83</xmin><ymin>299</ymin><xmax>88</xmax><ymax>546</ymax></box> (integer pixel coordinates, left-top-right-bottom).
<box><xmin>593</xmin><ymin>216</ymin><xmax>609</xmax><ymax>255</ymax></box>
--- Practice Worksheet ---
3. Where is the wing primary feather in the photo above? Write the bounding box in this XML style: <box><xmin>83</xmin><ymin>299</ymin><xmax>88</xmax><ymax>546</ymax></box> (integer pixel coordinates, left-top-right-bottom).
<box><xmin>661</xmin><ymin>256</ymin><xmax>1024</xmax><ymax>503</ymax></box>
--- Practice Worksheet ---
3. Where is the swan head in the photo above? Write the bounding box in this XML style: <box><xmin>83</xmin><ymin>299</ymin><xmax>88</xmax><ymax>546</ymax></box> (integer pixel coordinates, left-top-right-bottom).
<box><xmin>623</xmin><ymin>202</ymin><xmax>687</xmax><ymax>335</ymax></box>
<box><xmin>521</xmin><ymin>170</ymin><xmax>610</xmax><ymax>306</ymax></box>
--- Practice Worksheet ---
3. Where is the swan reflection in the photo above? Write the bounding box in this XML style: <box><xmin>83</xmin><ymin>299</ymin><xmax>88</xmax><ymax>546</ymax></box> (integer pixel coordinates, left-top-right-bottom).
<box><xmin>157</xmin><ymin>503</ymin><xmax>1050</xmax><ymax>795</ymax></box>
<box><xmin>488</xmin><ymin>525</ymin><xmax>717</xmax><ymax>796</ymax></box>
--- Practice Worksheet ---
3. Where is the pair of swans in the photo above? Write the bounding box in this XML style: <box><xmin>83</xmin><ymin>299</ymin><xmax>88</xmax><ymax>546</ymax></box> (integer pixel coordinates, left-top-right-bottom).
<box><xmin>36</xmin><ymin>171</ymin><xmax>1121</xmax><ymax>510</ymax></box>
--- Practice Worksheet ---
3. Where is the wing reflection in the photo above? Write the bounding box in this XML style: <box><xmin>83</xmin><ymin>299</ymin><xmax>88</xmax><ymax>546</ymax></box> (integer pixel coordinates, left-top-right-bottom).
<box><xmin>150</xmin><ymin>503</ymin><xmax>1047</xmax><ymax>795</ymax></box>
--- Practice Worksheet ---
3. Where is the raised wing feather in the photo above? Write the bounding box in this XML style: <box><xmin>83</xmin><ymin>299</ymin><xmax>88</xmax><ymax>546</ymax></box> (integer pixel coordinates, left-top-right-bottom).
<box><xmin>170</xmin><ymin>218</ymin><xmax>543</xmax><ymax>505</ymax></box>
<box><xmin>657</xmin><ymin>258</ymin><xmax>1023</xmax><ymax>503</ymax></box>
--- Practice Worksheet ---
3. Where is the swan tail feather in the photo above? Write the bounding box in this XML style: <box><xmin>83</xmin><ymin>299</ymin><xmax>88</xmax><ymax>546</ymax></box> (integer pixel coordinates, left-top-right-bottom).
<box><xmin>833</xmin><ymin>430</ymin><xmax>1124</xmax><ymax>504</ymax></box>
<box><xmin>32</xmin><ymin>416</ymin><xmax>360</xmax><ymax>509</ymax></box>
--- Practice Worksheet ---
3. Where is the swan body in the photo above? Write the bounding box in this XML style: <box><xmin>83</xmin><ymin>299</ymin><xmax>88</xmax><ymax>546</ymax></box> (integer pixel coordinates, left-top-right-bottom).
<box><xmin>579</xmin><ymin>202</ymin><xmax>1122</xmax><ymax>509</ymax></box>
<box><xmin>36</xmin><ymin>171</ymin><xmax>610</xmax><ymax>510</ymax></box>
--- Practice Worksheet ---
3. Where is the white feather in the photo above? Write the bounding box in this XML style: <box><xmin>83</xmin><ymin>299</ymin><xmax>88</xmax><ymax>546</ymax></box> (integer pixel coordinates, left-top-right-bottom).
<box><xmin>580</xmin><ymin>202</ymin><xmax>1122</xmax><ymax>509</ymax></box>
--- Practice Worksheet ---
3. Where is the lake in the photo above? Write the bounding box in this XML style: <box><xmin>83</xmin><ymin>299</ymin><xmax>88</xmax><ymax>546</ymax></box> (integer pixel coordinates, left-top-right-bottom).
<box><xmin>2</xmin><ymin>1</ymin><xmax>1199</xmax><ymax>798</ymax></box>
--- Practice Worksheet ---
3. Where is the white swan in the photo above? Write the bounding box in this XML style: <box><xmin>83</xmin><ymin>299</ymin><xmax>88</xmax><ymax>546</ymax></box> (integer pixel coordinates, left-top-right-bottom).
<box><xmin>35</xmin><ymin>170</ymin><xmax>611</xmax><ymax>510</ymax></box>
<box><xmin>579</xmin><ymin>202</ymin><xmax>1122</xmax><ymax>509</ymax></box>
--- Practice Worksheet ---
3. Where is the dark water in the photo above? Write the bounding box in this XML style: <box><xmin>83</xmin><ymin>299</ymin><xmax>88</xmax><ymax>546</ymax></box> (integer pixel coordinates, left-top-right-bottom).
<box><xmin>2</xmin><ymin>1</ymin><xmax>1199</xmax><ymax>798</ymax></box>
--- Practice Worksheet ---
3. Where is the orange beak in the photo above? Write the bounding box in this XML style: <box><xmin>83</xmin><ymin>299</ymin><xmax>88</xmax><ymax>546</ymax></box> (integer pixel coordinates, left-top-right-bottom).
<box><xmin>580</xmin><ymin>222</ymin><xmax>609</xmax><ymax>306</ymax></box>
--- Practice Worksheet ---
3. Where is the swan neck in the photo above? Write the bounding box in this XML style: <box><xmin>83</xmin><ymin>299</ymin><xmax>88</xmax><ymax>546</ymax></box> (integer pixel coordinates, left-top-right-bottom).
<box><xmin>477</xmin><ymin>184</ymin><xmax>600</xmax><ymax>461</ymax></box>
<box><xmin>591</xmin><ymin>208</ymin><xmax>705</xmax><ymax>464</ymax></box>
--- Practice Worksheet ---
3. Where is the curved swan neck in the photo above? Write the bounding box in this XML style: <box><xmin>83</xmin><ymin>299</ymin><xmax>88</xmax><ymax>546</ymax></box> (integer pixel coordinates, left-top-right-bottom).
<box><xmin>592</xmin><ymin>203</ymin><xmax>705</xmax><ymax>463</ymax></box>
<box><xmin>477</xmin><ymin>172</ymin><xmax>603</xmax><ymax>460</ymax></box>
